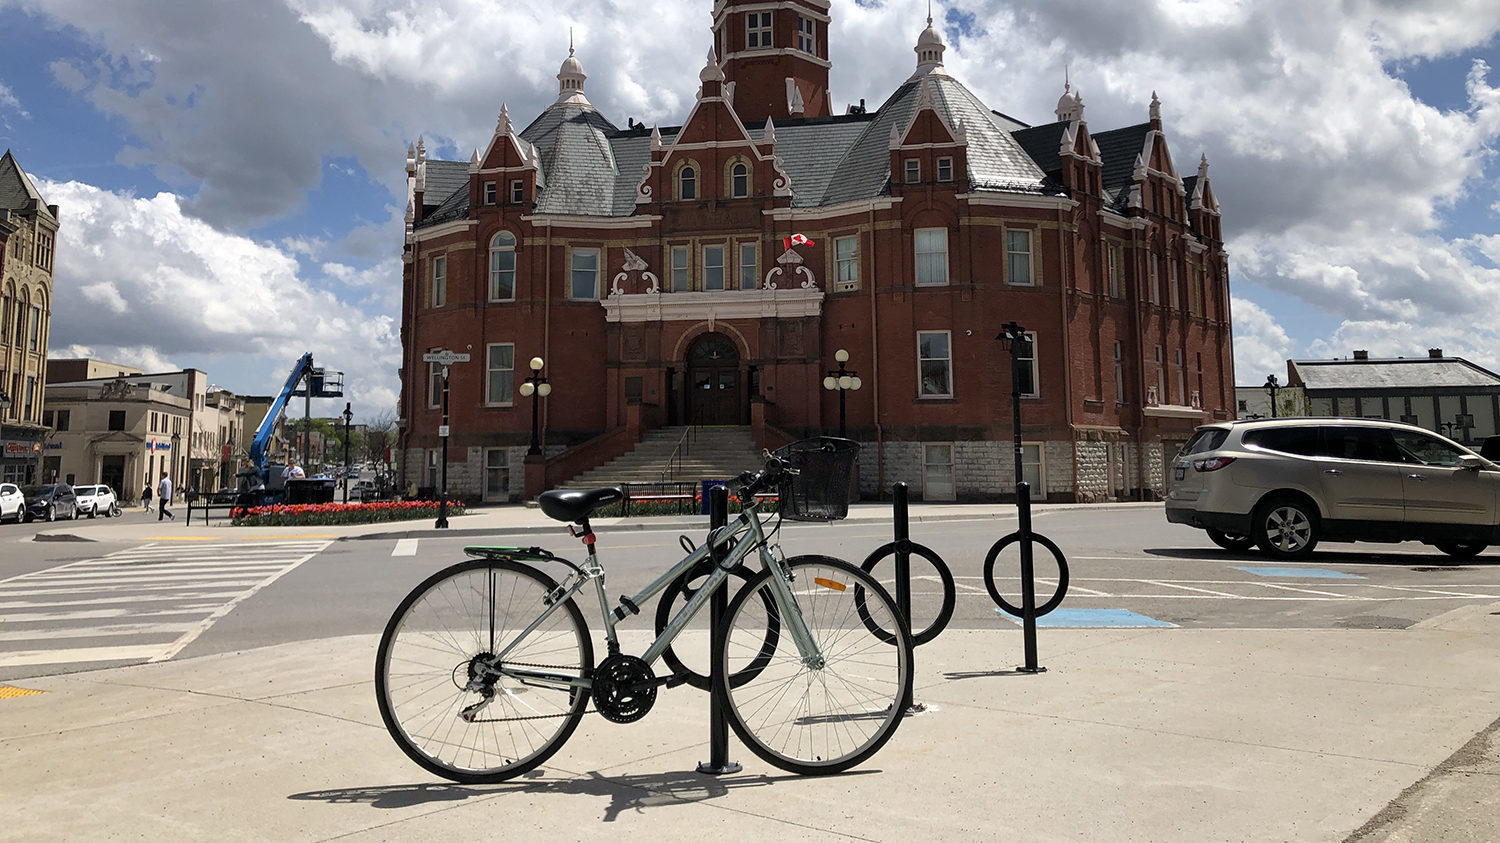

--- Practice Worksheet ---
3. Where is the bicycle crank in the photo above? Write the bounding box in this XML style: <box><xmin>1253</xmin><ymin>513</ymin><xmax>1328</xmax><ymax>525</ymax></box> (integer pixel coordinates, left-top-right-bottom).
<box><xmin>591</xmin><ymin>654</ymin><xmax>657</xmax><ymax>723</ymax></box>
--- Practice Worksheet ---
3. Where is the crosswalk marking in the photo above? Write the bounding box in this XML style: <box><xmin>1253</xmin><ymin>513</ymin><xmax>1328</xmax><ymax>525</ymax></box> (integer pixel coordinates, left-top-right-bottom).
<box><xmin>0</xmin><ymin>539</ymin><xmax>331</xmax><ymax>670</ymax></box>
<box><xmin>392</xmin><ymin>538</ymin><xmax>419</xmax><ymax>556</ymax></box>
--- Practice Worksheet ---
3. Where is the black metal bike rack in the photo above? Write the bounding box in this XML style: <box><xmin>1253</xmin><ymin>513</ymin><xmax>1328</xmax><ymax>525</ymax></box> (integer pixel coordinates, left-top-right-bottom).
<box><xmin>697</xmin><ymin>484</ymin><xmax>741</xmax><ymax>775</ymax></box>
<box><xmin>984</xmin><ymin>481</ymin><xmax>1071</xmax><ymax>673</ymax></box>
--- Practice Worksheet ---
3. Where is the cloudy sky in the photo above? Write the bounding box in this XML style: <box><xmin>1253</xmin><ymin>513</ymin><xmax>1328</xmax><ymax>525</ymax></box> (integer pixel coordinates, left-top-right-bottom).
<box><xmin>0</xmin><ymin>0</ymin><xmax>1497</xmax><ymax>421</ymax></box>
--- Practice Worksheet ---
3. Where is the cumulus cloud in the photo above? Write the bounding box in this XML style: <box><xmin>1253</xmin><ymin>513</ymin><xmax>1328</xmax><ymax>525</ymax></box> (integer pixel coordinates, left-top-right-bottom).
<box><xmin>38</xmin><ymin>178</ymin><xmax>400</xmax><ymax>416</ymax></box>
<box><xmin>1231</xmin><ymin>297</ymin><xmax>1295</xmax><ymax>381</ymax></box>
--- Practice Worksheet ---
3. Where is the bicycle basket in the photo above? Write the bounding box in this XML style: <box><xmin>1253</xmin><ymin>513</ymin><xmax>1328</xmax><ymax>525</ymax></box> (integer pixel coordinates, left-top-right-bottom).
<box><xmin>773</xmin><ymin>437</ymin><xmax>860</xmax><ymax>522</ymax></box>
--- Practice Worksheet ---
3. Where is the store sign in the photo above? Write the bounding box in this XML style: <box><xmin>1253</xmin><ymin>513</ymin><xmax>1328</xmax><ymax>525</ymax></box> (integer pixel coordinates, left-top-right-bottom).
<box><xmin>148</xmin><ymin>440</ymin><xmax>172</xmax><ymax>451</ymax></box>
<box><xmin>3</xmin><ymin>441</ymin><xmax>41</xmax><ymax>456</ymax></box>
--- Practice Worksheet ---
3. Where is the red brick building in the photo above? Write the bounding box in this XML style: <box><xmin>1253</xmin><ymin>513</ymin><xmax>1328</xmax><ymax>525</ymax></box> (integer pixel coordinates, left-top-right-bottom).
<box><xmin>398</xmin><ymin>1</ymin><xmax>1233</xmax><ymax>502</ymax></box>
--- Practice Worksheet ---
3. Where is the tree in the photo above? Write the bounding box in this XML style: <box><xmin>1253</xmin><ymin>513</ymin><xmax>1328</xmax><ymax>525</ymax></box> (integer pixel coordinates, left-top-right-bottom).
<box><xmin>363</xmin><ymin>410</ymin><xmax>397</xmax><ymax>467</ymax></box>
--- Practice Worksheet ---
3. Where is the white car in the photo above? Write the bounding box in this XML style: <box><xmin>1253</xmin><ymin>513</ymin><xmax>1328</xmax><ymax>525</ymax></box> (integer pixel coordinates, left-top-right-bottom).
<box><xmin>0</xmin><ymin>482</ymin><xmax>23</xmax><ymax>523</ymax></box>
<box><xmin>73</xmin><ymin>484</ymin><xmax>121</xmax><ymax>518</ymax></box>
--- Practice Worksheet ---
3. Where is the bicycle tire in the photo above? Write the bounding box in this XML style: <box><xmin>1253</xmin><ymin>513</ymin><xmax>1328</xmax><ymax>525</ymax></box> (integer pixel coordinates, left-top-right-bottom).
<box><xmin>376</xmin><ymin>559</ymin><xmax>593</xmax><ymax>783</ymax></box>
<box><xmin>654</xmin><ymin>561</ymin><xmax>779</xmax><ymax>691</ymax></box>
<box><xmin>982</xmin><ymin>531</ymin><xmax>1070</xmax><ymax>617</ymax></box>
<box><xmin>856</xmin><ymin>541</ymin><xmax>956</xmax><ymax>645</ymax></box>
<box><xmin>716</xmin><ymin>555</ymin><xmax>913</xmax><ymax>775</ymax></box>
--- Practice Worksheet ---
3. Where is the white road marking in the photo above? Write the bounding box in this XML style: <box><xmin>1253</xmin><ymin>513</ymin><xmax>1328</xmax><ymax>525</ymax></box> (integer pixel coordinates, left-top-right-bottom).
<box><xmin>392</xmin><ymin>538</ymin><xmax>419</xmax><ymax>556</ymax></box>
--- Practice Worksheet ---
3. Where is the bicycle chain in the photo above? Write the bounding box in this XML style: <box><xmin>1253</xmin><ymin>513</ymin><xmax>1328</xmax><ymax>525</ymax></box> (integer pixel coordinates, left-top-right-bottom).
<box><xmin>465</xmin><ymin>658</ymin><xmax>598</xmax><ymax>723</ymax></box>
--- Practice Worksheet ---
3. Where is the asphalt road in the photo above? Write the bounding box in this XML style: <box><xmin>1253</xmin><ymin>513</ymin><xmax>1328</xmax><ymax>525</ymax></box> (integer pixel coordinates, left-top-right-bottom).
<box><xmin>4</xmin><ymin>506</ymin><xmax>1499</xmax><ymax>683</ymax></box>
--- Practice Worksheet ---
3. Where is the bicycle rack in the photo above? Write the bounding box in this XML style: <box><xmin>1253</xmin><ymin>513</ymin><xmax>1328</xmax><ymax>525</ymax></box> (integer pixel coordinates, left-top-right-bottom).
<box><xmin>697</xmin><ymin>484</ymin><xmax>742</xmax><ymax>775</ymax></box>
<box><xmin>986</xmin><ymin>481</ymin><xmax>1070</xmax><ymax>673</ymax></box>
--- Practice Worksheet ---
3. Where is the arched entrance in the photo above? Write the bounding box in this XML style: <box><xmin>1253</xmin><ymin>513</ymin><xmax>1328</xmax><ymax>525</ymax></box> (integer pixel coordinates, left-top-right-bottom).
<box><xmin>686</xmin><ymin>333</ymin><xmax>742</xmax><ymax>425</ymax></box>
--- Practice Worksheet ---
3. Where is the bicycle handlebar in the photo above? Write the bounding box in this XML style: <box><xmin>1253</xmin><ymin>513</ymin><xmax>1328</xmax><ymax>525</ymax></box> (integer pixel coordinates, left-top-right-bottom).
<box><xmin>737</xmin><ymin>450</ymin><xmax>792</xmax><ymax>500</ymax></box>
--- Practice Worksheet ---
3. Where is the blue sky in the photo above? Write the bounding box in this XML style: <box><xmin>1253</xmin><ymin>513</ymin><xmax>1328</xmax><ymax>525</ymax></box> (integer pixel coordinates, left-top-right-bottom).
<box><xmin>1</xmin><ymin>0</ymin><xmax>1498</xmax><ymax>422</ymax></box>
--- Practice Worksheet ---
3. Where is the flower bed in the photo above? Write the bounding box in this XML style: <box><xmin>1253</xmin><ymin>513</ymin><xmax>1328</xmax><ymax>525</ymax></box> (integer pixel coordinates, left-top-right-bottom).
<box><xmin>231</xmin><ymin>500</ymin><xmax>466</xmax><ymax>527</ymax></box>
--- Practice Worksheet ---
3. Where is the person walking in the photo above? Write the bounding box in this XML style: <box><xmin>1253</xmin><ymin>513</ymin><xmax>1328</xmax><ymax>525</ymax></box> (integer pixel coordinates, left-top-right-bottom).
<box><xmin>157</xmin><ymin>472</ymin><xmax>175</xmax><ymax>521</ymax></box>
<box><xmin>141</xmin><ymin>483</ymin><xmax>153</xmax><ymax>513</ymax></box>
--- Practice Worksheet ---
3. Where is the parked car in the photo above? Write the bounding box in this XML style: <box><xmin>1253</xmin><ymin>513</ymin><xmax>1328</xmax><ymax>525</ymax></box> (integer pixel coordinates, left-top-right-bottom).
<box><xmin>73</xmin><ymin>484</ymin><xmax>120</xmax><ymax>518</ymax></box>
<box><xmin>0</xmin><ymin>482</ymin><xmax>24</xmax><ymax>523</ymax></box>
<box><xmin>1167</xmin><ymin>417</ymin><xmax>1500</xmax><ymax>560</ymax></box>
<box><xmin>23</xmin><ymin>483</ymin><xmax>79</xmax><ymax>522</ymax></box>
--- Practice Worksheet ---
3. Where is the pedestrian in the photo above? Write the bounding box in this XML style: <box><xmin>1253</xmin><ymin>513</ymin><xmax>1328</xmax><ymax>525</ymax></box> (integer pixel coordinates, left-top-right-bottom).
<box><xmin>142</xmin><ymin>483</ymin><xmax>153</xmax><ymax>513</ymax></box>
<box><xmin>157</xmin><ymin>471</ymin><xmax>175</xmax><ymax>521</ymax></box>
<box><xmin>235</xmin><ymin>458</ymin><xmax>264</xmax><ymax>512</ymax></box>
<box><xmin>282</xmin><ymin>460</ymin><xmax>305</xmax><ymax>482</ymax></box>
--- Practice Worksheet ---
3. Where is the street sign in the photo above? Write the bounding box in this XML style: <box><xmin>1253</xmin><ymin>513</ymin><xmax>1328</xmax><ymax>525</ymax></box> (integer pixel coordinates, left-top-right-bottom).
<box><xmin>438</xmin><ymin>425</ymin><xmax>450</xmax><ymax>438</ymax></box>
<box><xmin>422</xmin><ymin>350</ymin><xmax>471</xmax><ymax>365</ymax></box>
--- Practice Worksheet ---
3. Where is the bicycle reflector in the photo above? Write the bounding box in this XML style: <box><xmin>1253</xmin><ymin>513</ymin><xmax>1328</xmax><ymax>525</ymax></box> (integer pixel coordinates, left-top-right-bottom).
<box><xmin>814</xmin><ymin>577</ymin><xmax>848</xmax><ymax>592</ymax></box>
<box><xmin>1193</xmin><ymin>456</ymin><xmax>1236</xmax><ymax>472</ymax></box>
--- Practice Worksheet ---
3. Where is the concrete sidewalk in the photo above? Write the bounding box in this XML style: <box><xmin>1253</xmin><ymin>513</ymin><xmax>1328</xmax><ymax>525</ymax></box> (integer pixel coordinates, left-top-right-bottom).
<box><xmin>5</xmin><ymin>503</ymin><xmax>1499</xmax><ymax>840</ymax></box>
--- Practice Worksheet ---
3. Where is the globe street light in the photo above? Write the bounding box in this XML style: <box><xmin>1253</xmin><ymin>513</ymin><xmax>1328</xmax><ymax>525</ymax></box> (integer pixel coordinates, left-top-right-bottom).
<box><xmin>822</xmin><ymin>349</ymin><xmax>862</xmax><ymax>438</ymax></box>
<box><xmin>519</xmin><ymin>356</ymin><xmax>552</xmax><ymax>456</ymax></box>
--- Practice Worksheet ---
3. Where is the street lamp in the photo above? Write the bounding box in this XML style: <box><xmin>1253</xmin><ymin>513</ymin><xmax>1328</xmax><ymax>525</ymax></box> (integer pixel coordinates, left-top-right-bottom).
<box><xmin>1264</xmin><ymin>374</ymin><xmax>1281</xmax><ymax>418</ymax></box>
<box><xmin>519</xmin><ymin>357</ymin><xmax>552</xmax><ymax>456</ymax></box>
<box><xmin>822</xmin><ymin>349</ymin><xmax>862</xmax><ymax>438</ymax></box>
<box><xmin>341</xmin><ymin>402</ymin><xmax>353</xmax><ymax>504</ymax></box>
<box><xmin>996</xmin><ymin>322</ymin><xmax>1033</xmax><ymax>489</ymax></box>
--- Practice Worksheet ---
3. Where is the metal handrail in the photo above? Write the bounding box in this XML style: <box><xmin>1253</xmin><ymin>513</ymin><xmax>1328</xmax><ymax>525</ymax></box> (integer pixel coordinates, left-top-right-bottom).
<box><xmin>661</xmin><ymin>425</ymin><xmax>697</xmax><ymax>482</ymax></box>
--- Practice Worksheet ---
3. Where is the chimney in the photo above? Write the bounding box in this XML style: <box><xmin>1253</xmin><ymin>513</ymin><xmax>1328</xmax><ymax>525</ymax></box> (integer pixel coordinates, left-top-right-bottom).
<box><xmin>1353</xmin><ymin>350</ymin><xmax>1369</xmax><ymax>360</ymax></box>
<box><xmin>1428</xmin><ymin>348</ymin><xmax>1443</xmax><ymax>359</ymax></box>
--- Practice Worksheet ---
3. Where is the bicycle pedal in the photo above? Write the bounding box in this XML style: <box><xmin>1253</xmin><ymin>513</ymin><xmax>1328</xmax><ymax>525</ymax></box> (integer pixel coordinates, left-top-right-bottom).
<box><xmin>664</xmin><ymin>671</ymin><xmax>690</xmax><ymax>689</ymax></box>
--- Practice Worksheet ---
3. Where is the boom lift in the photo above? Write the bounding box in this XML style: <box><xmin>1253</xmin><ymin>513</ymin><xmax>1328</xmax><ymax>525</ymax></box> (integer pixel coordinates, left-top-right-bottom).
<box><xmin>243</xmin><ymin>352</ymin><xmax>343</xmax><ymax>503</ymax></box>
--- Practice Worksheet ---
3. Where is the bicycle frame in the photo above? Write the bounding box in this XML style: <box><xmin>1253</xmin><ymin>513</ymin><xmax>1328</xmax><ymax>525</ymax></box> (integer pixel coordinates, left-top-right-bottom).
<box><xmin>490</xmin><ymin>501</ymin><xmax>823</xmax><ymax>691</ymax></box>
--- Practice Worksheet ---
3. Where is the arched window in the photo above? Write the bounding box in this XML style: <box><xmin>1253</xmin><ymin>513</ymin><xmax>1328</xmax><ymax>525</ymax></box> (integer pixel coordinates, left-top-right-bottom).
<box><xmin>679</xmin><ymin>166</ymin><xmax>697</xmax><ymax>200</ymax></box>
<box><xmin>489</xmin><ymin>231</ymin><xmax>517</xmax><ymax>301</ymax></box>
<box><xmin>730</xmin><ymin>162</ymin><xmax>749</xmax><ymax>198</ymax></box>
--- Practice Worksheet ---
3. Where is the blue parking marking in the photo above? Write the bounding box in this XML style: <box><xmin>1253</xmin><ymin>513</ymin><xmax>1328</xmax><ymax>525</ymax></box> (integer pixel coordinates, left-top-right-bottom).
<box><xmin>998</xmin><ymin>608</ymin><xmax>1175</xmax><ymax>628</ymax></box>
<box><xmin>1234</xmin><ymin>566</ymin><xmax>1362</xmax><ymax>579</ymax></box>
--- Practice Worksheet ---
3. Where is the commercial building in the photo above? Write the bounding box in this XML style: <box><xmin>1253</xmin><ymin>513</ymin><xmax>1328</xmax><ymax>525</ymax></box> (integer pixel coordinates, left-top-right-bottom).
<box><xmin>398</xmin><ymin>2</ymin><xmax>1233</xmax><ymax>502</ymax></box>
<box><xmin>0</xmin><ymin>150</ymin><xmax>60</xmax><ymax>485</ymax></box>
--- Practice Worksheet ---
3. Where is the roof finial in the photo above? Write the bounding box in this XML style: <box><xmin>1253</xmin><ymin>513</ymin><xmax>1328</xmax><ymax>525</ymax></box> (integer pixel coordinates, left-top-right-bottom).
<box><xmin>569</xmin><ymin>27</ymin><xmax>574</xmax><ymax>57</ymax></box>
<box><xmin>1065</xmin><ymin>64</ymin><xmax>1070</xmax><ymax>93</ymax></box>
<box><xmin>927</xmin><ymin>0</ymin><xmax>932</xmax><ymax>26</ymax></box>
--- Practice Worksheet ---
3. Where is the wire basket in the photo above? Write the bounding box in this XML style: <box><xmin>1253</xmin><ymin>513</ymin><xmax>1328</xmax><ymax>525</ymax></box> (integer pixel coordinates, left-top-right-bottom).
<box><xmin>774</xmin><ymin>437</ymin><xmax>861</xmax><ymax>522</ymax></box>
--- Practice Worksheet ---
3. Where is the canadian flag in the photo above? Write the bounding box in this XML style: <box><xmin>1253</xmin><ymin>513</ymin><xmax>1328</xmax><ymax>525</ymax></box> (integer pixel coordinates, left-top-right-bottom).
<box><xmin>783</xmin><ymin>233</ymin><xmax>816</xmax><ymax>249</ymax></box>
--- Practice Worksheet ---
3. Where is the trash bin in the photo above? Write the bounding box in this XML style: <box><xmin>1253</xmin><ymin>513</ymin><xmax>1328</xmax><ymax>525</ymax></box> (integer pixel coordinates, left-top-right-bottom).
<box><xmin>700</xmin><ymin>479</ymin><xmax>730</xmax><ymax>514</ymax></box>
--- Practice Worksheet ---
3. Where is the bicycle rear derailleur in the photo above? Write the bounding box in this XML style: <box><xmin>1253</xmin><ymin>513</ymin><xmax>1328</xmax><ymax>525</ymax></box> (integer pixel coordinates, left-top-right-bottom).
<box><xmin>591</xmin><ymin>654</ymin><xmax>657</xmax><ymax>723</ymax></box>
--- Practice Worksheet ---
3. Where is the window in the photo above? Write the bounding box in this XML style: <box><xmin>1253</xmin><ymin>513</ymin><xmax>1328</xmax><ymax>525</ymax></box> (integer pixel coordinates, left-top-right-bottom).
<box><xmin>679</xmin><ymin>166</ymin><xmax>697</xmax><ymax>200</ymax></box>
<box><xmin>570</xmin><ymin>248</ymin><xmax>599</xmax><ymax>299</ymax></box>
<box><xmin>484</xmin><ymin>448</ymin><xmax>510</xmax><ymax>501</ymax></box>
<box><xmin>1113</xmin><ymin>342</ymin><xmax>1125</xmax><ymax>403</ymax></box>
<box><xmin>797</xmin><ymin>16</ymin><xmax>815</xmax><ymax>53</ymax></box>
<box><xmin>739</xmin><ymin>243</ymin><xmax>758</xmax><ymax>290</ymax></box>
<box><xmin>1175</xmin><ymin>349</ymin><xmax>1186</xmax><ymax>405</ymax></box>
<box><xmin>426</xmin><ymin>450</ymin><xmax>439</xmax><ymax>489</ymax></box>
<box><xmin>1006</xmin><ymin>230</ymin><xmax>1034</xmax><ymax>286</ymax></box>
<box><xmin>1154</xmin><ymin>346</ymin><xmax>1165</xmax><ymax>397</ymax></box>
<box><xmin>905</xmin><ymin>159</ymin><xmax>920</xmax><ymax>184</ymax></box>
<box><xmin>1148</xmin><ymin>254</ymin><xmax>1160</xmax><ymax>304</ymax></box>
<box><xmin>1190</xmin><ymin>264</ymin><xmax>1202</xmax><ymax>314</ymax></box>
<box><xmin>918</xmin><ymin>331</ymin><xmax>952</xmax><ymax>397</ymax></box>
<box><xmin>1169</xmin><ymin>258</ymin><xmax>1180</xmax><ymax>309</ymax></box>
<box><xmin>835</xmin><ymin>235</ymin><xmax>859</xmax><ymax>291</ymax></box>
<box><xmin>1107</xmin><ymin>243</ymin><xmax>1123</xmax><ymax>298</ymax></box>
<box><xmin>1016</xmin><ymin>332</ymin><xmax>1038</xmax><ymax>397</ymax></box>
<box><xmin>937</xmin><ymin>157</ymin><xmax>953</xmax><ymax>182</ymax></box>
<box><xmin>703</xmin><ymin>245</ymin><xmax>726</xmax><ymax>290</ymax></box>
<box><xmin>671</xmin><ymin>246</ymin><xmax>690</xmax><ymax>291</ymax></box>
<box><xmin>746</xmin><ymin>11</ymin><xmax>772</xmax><ymax>48</ymax></box>
<box><xmin>915</xmin><ymin>228</ymin><xmax>948</xmax><ymax>286</ymax></box>
<box><xmin>489</xmin><ymin>232</ymin><xmax>516</xmax><ymax>301</ymax></box>
<box><xmin>36</xmin><ymin>231</ymin><xmax>53</xmax><ymax>271</ymax></box>
<box><xmin>486</xmin><ymin>343</ymin><xmax>515</xmax><ymax>405</ymax></box>
<box><xmin>56</xmin><ymin>409</ymin><xmax>70</xmax><ymax>431</ymax></box>
<box><xmin>511</xmin><ymin>180</ymin><xmax>524</xmax><ymax>203</ymax></box>
<box><xmin>42</xmin><ymin>410</ymin><xmax>52</xmax><ymax>427</ymax></box>
<box><xmin>108</xmin><ymin>410</ymin><xmax>125</xmax><ymax>431</ymax></box>
<box><xmin>1021</xmin><ymin>443</ymin><xmax>1045</xmax><ymax>496</ymax></box>
<box><xmin>430</xmin><ymin>255</ymin><xmax>446</xmax><ymax>308</ymax></box>
<box><xmin>484</xmin><ymin>182</ymin><xmax>496</xmax><ymax>205</ymax></box>
<box><xmin>731</xmin><ymin>163</ymin><xmax>749</xmax><ymax>198</ymax></box>
<box><xmin>28</xmin><ymin>305</ymin><xmax>40</xmax><ymax>351</ymax></box>
<box><xmin>23</xmin><ymin>376</ymin><xmax>33</xmax><ymax>421</ymax></box>
<box><xmin>923</xmin><ymin>444</ymin><xmax>955</xmax><ymax>501</ymax></box>
<box><xmin>428</xmin><ymin>361</ymin><xmax>443</xmax><ymax>408</ymax></box>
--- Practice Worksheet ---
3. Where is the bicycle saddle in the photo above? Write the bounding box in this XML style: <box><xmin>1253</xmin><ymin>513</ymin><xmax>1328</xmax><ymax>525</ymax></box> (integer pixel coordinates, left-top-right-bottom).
<box><xmin>538</xmin><ymin>487</ymin><xmax>625</xmax><ymax>524</ymax></box>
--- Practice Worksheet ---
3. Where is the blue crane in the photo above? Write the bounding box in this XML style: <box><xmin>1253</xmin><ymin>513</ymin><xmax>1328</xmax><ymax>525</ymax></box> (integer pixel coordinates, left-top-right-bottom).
<box><xmin>243</xmin><ymin>352</ymin><xmax>343</xmax><ymax>503</ymax></box>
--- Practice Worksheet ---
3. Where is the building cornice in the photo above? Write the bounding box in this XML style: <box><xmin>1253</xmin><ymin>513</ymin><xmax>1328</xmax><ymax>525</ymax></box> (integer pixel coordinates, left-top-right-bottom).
<box><xmin>523</xmin><ymin>214</ymin><xmax>663</xmax><ymax>230</ymax></box>
<box><xmin>602</xmin><ymin>287</ymin><xmax>823</xmax><ymax>323</ymax></box>
<box><xmin>410</xmin><ymin>220</ymin><xmax>478</xmax><ymax>242</ymax></box>
<box><xmin>959</xmin><ymin>193</ymin><xmax>1078</xmax><ymax>211</ymax></box>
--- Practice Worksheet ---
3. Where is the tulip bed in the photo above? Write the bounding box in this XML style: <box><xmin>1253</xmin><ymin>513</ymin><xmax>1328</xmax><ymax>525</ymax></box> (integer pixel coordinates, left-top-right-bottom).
<box><xmin>231</xmin><ymin>499</ymin><xmax>466</xmax><ymax>527</ymax></box>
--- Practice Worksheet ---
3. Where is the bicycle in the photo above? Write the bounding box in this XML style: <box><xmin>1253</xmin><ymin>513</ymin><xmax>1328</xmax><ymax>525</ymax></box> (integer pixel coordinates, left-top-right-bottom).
<box><xmin>375</xmin><ymin>437</ymin><xmax>915</xmax><ymax>783</ymax></box>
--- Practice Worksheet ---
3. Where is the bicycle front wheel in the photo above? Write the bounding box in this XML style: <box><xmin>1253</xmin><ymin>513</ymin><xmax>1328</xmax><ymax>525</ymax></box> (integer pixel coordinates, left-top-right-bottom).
<box><xmin>376</xmin><ymin>559</ymin><xmax>593</xmax><ymax>783</ymax></box>
<box><xmin>716</xmin><ymin>555</ymin><xmax>913</xmax><ymax>775</ymax></box>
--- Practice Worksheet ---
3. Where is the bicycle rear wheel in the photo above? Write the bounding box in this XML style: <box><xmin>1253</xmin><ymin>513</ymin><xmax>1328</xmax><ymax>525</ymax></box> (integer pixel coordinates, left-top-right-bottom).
<box><xmin>716</xmin><ymin>555</ymin><xmax>913</xmax><ymax>775</ymax></box>
<box><xmin>376</xmin><ymin>559</ymin><xmax>593</xmax><ymax>783</ymax></box>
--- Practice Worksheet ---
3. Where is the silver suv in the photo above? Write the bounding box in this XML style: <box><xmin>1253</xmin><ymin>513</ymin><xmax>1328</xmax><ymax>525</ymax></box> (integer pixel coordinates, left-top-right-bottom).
<box><xmin>1166</xmin><ymin>418</ymin><xmax>1500</xmax><ymax>560</ymax></box>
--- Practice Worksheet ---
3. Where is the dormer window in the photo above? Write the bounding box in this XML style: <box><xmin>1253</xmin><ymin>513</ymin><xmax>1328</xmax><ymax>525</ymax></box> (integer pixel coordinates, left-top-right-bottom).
<box><xmin>679</xmin><ymin>166</ymin><xmax>697</xmax><ymax>200</ymax></box>
<box><xmin>746</xmin><ymin>12</ymin><xmax>771</xmax><ymax>49</ymax></box>
<box><xmin>937</xmin><ymin>157</ymin><xmax>953</xmax><ymax>182</ymax></box>
<box><xmin>510</xmin><ymin>180</ymin><xmax>524</xmax><ymax>203</ymax></box>
<box><xmin>905</xmin><ymin>159</ymin><xmax>920</xmax><ymax>184</ymax></box>
<box><xmin>484</xmin><ymin>182</ymin><xmax>496</xmax><ymax>205</ymax></box>
<box><xmin>730</xmin><ymin>162</ymin><xmax>749</xmax><ymax>198</ymax></box>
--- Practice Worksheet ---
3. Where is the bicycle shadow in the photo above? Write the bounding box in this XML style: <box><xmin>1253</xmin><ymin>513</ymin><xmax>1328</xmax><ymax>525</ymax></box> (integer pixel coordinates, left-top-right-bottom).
<box><xmin>289</xmin><ymin>767</ymin><xmax>879</xmax><ymax>820</ymax></box>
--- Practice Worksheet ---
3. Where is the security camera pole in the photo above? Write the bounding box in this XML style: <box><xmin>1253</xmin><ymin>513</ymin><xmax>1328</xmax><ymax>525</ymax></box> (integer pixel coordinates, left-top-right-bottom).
<box><xmin>422</xmin><ymin>349</ymin><xmax>470</xmax><ymax>528</ymax></box>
